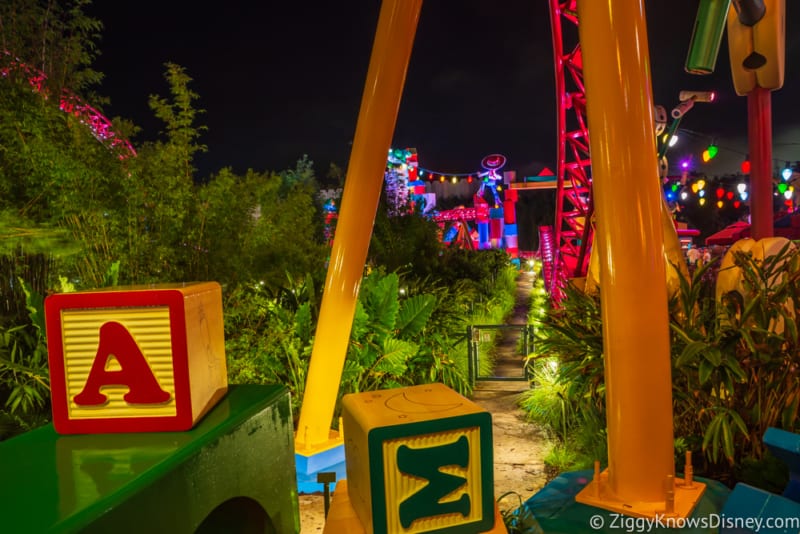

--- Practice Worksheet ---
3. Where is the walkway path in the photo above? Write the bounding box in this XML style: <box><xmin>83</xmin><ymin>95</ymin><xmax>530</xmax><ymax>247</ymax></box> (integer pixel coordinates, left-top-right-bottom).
<box><xmin>488</xmin><ymin>269</ymin><xmax>535</xmax><ymax>379</ymax></box>
<box><xmin>470</xmin><ymin>270</ymin><xmax>550</xmax><ymax>512</ymax></box>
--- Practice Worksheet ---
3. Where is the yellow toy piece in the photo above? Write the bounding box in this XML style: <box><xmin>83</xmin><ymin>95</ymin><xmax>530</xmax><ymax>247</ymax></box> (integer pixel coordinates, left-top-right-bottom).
<box><xmin>322</xmin><ymin>480</ymin><xmax>508</xmax><ymax>534</ymax></box>
<box><xmin>584</xmin><ymin>196</ymin><xmax>688</xmax><ymax>299</ymax></box>
<box><xmin>340</xmin><ymin>383</ymin><xmax>495</xmax><ymax>534</ymax></box>
<box><xmin>295</xmin><ymin>0</ymin><xmax>423</xmax><ymax>454</ymax></box>
<box><xmin>726</xmin><ymin>0</ymin><xmax>786</xmax><ymax>95</ymax></box>
<box><xmin>716</xmin><ymin>237</ymin><xmax>796</xmax><ymax>332</ymax></box>
<box><xmin>715</xmin><ymin>238</ymin><xmax>757</xmax><ymax>304</ymax></box>
<box><xmin>44</xmin><ymin>282</ymin><xmax>228</xmax><ymax>434</ymax></box>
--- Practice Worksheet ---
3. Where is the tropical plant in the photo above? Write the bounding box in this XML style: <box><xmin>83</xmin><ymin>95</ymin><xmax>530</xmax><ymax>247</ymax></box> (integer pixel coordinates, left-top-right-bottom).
<box><xmin>223</xmin><ymin>278</ymin><xmax>314</xmax><ymax>416</ymax></box>
<box><xmin>223</xmin><ymin>268</ymin><xmax>465</xmax><ymax>419</ymax></box>
<box><xmin>525</xmin><ymin>242</ymin><xmax>800</xmax><ymax>486</ymax></box>
<box><xmin>0</xmin><ymin>0</ymin><xmax>104</xmax><ymax>95</ymax></box>
<box><xmin>341</xmin><ymin>270</ymin><xmax>437</xmax><ymax>394</ymax></box>
<box><xmin>526</xmin><ymin>282</ymin><xmax>605</xmax><ymax>428</ymax></box>
<box><xmin>0</xmin><ymin>279</ymin><xmax>50</xmax><ymax>440</ymax></box>
<box><xmin>542</xmin><ymin>443</ymin><xmax>581</xmax><ymax>473</ymax></box>
<box><xmin>671</xmin><ymin>243</ymin><xmax>800</xmax><ymax>479</ymax></box>
<box><xmin>520</xmin><ymin>358</ymin><xmax>571</xmax><ymax>442</ymax></box>
<box><xmin>521</xmin><ymin>355</ymin><xmax>608</xmax><ymax>472</ymax></box>
<box><xmin>404</xmin><ymin>276</ymin><xmax>478</xmax><ymax>393</ymax></box>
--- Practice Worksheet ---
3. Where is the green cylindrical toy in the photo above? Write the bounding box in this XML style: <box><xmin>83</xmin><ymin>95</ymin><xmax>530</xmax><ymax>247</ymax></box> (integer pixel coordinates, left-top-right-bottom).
<box><xmin>685</xmin><ymin>0</ymin><xmax>732</xmax><ymax>74</ymax></box>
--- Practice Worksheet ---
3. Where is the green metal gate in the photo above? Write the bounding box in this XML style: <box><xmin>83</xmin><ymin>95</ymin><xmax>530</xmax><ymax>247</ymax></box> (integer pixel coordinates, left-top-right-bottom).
<box><xmin>466</xmin><ymin>324</ymin><xmax>533</xmax><ymax>386</ymax></box>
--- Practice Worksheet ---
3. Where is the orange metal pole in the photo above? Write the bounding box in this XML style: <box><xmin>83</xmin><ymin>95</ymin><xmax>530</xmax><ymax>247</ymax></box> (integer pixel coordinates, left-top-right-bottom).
<box><xmin>576</xmin><ymin>0</ymin><xmax>675</xmax><ymax>504</ymax></box>
<box><xmin>748</xmin><ymin>86</ymin><xmax>774</xmax><ymax>240</ymax></box>
<box><xmin>295</xmin><ymin>0</ymin><xmax>423</xmax><ymax>451</ymax></box>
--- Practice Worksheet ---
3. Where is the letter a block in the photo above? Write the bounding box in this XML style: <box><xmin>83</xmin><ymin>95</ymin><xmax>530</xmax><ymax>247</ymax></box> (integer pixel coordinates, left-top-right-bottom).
<box><xmin>45</xmin><ymin>282</ymin><xmax>228</xmax><ymax>434</ymax></box>
<box><xmin>341</xmin><ymin>383</ymin><xmax>494</xmax><ymax>533</ymax></box>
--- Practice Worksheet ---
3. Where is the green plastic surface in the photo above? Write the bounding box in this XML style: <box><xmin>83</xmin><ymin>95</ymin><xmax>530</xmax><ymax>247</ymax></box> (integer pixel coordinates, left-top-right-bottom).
<box><xmin>0</xmin><ymin>384</ymin><xmax>300</xmax><ymax>533</ymax></box>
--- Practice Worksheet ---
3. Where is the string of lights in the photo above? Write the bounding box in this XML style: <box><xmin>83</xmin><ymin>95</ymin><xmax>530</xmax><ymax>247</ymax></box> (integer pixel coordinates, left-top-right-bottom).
<box><xmin>387</xmin><ymin>144</ymin><xmax>800</xmax><ymax>212</ymax></box>
<box><xmin>674</xmin><ymin>128</ymin><xmax>748</xmax><ymax>157</ymax></box>
<box><xmin>664</xmin><ymin>129</ymin><xmax>800</xmax><ymax>179</ymax></box>
<box><xmin>387</xmin><ymin>148</ymin><xmax>497</xmax><ymax>184</ymax></box>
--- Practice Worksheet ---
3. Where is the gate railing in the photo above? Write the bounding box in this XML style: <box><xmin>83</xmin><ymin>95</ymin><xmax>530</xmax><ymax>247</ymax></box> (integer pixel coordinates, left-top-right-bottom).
<box><xmin>466</xmin><ymin>324</ymin><xmax>533</xmax><ymax>387</ymax></box>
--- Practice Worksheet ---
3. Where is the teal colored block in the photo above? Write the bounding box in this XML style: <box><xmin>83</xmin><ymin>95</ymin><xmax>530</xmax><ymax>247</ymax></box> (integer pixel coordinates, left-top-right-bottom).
<box><xmin>721</xmin><ymin>483</ymin><xmax>800</xmax><ymax>533</ymax></box>
<box><xmin>763</xmin><ymin>427</ymin><xmax>800</xmax><ymax>502</ymax></box>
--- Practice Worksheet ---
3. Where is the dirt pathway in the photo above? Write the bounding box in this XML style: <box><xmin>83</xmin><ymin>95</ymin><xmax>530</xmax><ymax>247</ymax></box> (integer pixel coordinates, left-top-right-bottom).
<box><xmin>470</xmin><ymin>271</ymin><xmax>551</xmax><ymax>512</ymax></box>
<box><xmin>298</xmin><ymin>271</ymin><xmax>551</xmax><ymax>532</ymax></box>
<box><xmin>488</xmin><ymin>270</ymin><xmax>535</xmax><ymax>379</ymax></box>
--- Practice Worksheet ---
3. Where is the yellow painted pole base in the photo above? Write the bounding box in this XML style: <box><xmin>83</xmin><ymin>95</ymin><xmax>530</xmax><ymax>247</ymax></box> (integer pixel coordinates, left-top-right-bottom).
<box><xmin>294</xmin><ymin>429</ymin><xmax>343</xmax><ymax>456</ymax></box>
<box><xmin>322</xmin><ymin>480</ymin><xmax>509</xmax><ymax>534</ymax></box>
<box><xmin>575</xmin><ymin>468</ymin><xmax>706</xmax><ymax>519</ymax></box>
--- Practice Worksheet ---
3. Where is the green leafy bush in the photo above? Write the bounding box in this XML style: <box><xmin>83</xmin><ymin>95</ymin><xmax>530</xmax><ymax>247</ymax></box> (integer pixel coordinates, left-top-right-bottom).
<box><xmin>524</xmin><ymin>243</ymin><xmax>800</xmax><ymax>487</ymax></box>
<box><xmin>223</xmin><ymin>245</ymin><xmax>519</xmax><ymax>429</ymax></box>
<box><xmin>0</xmin><ymin>279</ymin><xmax>50</xmax><ymax>440</ymax></box>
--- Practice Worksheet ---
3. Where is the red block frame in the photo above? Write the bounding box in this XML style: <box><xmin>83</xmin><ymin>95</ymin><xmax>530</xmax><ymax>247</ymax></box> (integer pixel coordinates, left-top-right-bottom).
<box><xmin>45</xmin><ymin>284</ymin><xmax>225</xmax><ymax>434</ymax></box>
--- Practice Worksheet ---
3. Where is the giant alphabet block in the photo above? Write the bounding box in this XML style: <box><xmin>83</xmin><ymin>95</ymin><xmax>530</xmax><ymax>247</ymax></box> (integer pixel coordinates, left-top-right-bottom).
<box><xmin>341</xmin><ymin>383</ymin><xmax>494</xmax><ymax>534</ymax></box>
<box><xmin>45</xmin><ymin>282</ymin><xmax>228</xmax><ymax>434</ymax></box>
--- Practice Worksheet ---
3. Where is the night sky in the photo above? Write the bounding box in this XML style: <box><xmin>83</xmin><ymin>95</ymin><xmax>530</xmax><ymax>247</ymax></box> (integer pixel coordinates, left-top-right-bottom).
<box><xmin>85</xmin><ymin>1</ymin><xmax>799</xmax><ymax>181</ymax></box>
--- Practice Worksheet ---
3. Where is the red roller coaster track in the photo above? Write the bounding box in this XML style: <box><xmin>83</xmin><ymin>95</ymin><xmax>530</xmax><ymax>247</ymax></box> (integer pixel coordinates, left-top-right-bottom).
<box><xmin>542</xmin><ymin>0</ymin><xmax>593</xmax><ymax>300</ymax></box>
<box><xmin>1</xmin><ymin>50</ymin><xmax>136</xmax><ymax>160</ymax></box>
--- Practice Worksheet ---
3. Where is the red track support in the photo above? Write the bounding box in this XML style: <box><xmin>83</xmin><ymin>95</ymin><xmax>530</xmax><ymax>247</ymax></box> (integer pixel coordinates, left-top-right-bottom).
<box><xmin>748</xmin><ymin>87</ymin><xmax>774</xmax><ymax>240</ymax></box>
<box><xmin>546</xmin><ymin>0</ymin><xmax>593</xmax><ymax>297</ymax></box>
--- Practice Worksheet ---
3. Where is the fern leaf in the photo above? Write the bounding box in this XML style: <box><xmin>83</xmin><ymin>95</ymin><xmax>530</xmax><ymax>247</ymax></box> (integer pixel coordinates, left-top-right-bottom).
<box><xmin>397</xmin><ymin>294</ymin><xmax>436</xmax><ymax>338</ymax></box>
<box><xmin>365</xmin><ymin>272</ymin><xmax>399</xmax><ymax>333</ymax></box>
<box><xmin>374</xmin><ymin>338</ymin><xmax>418</xmax><ymax>376</ymax></box>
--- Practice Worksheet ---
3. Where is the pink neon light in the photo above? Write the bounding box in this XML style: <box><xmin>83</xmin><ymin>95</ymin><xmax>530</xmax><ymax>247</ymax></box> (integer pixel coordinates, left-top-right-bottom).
<box><xmin>2</xmin><ymin>50</ymin><xmax>136</xmax><ymax>159</ymax></box>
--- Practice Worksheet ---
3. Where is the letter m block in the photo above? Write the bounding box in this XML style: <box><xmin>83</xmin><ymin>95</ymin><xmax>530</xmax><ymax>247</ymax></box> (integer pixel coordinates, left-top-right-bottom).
<box><xmin>45</xmin><ymin>282</ymin><xmax>228</xmax><ymax>434</ymax></box>
<box><xmin>341</xmin><ymin>383</ymin><xmax>494</xmax><ymax>533</ymax></box>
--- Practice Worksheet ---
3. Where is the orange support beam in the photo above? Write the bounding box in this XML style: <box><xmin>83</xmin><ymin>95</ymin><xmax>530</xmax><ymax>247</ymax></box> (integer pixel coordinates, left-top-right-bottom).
<box><xmin>573</xmin><ymin>0</ymin><xmax>705</xmax><ymax>517</ymax></box>
<box><xmin>295</xmin><ymin>0</ymin><xmax>423</xmax><ymax>452</ymax></box>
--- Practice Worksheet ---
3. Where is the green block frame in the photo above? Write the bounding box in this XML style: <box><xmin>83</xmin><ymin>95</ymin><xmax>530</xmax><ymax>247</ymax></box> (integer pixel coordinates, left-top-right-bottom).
<box><xmin>368</xmin><ymin>413</ymin><xmax>494</xmax><ymax>534</ymax></box>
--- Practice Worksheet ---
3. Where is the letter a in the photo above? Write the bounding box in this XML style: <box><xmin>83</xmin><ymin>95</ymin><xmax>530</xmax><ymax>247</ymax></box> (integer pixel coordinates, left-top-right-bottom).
<box><xmin>73</xmin><ymin>321</ymin><xmax>171</xmax><ymax>406</ymax></box>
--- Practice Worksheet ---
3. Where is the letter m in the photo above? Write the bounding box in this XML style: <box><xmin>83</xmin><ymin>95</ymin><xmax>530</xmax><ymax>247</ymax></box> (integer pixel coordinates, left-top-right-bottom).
<box><xmin>396</xmin><ymin>435</ymin><xmax>471</xmax><ymax>528</ymax></box>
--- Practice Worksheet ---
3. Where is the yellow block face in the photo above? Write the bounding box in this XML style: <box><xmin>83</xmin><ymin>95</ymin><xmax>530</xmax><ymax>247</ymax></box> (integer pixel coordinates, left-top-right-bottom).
<box><xmin>62</xmin><ymin>307</ymin><xmax>177</xmax><ymax>419</ymax></box>
<box><xmin>341</xmin><ymin>383</ymin><xmax>494</xmax><ymax>534</ymax></box>
<box><xmin>381</xmin><ymin>427</ymin><xmax>483</xmax><ymax>533</ymax></box>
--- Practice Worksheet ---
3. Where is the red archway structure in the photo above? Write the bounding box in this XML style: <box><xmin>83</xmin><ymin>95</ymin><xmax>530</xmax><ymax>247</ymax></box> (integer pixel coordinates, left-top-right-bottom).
<box><xmin>541</xmin><ymin>0</ymin><xmax>593</xmax><ymax>301</ymax></box>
